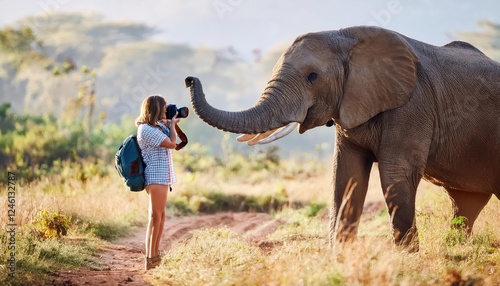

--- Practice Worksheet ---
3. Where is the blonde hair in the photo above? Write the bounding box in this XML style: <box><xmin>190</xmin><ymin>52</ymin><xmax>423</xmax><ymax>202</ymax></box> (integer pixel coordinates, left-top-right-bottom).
<box><xmin>135</xmin><ymin>95</ymin><xmax>167</xmax><ymax>126</ymax></box>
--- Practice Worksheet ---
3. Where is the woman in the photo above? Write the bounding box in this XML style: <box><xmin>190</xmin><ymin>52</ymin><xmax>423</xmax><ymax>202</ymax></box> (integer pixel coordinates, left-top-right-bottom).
<box><xmin>135</xmin><ymin>95</ymin><xmax>179</xmax><ymax>270</ymax></box>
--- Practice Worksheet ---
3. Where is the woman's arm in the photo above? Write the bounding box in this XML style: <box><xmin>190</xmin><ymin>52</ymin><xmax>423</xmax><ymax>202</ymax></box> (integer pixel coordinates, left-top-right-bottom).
<box><xmin>159</xmin><ymin>114</ymin><xmax>179</xmax><ymax>149</ymax></box>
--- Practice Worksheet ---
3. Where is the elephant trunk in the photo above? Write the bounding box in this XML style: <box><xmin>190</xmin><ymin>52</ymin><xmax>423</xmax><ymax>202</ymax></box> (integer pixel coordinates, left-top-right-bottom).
<box><xmin>185</xmin><ymin>76</ymin><xmax>291</xmax><ymax>134</ymax></box>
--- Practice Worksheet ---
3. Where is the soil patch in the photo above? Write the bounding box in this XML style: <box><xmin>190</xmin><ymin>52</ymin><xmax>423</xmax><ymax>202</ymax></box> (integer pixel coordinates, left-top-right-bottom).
<box><xmin>48</xmin><ymin>212</ymin><xmax>283</xmax><ymax>285</ymax></box>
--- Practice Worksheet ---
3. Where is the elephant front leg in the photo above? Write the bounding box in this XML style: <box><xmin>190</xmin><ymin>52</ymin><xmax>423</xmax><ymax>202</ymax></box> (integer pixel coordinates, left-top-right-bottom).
<box><xmin>330</xmin><ymin>141</ymin><xmax>373</xmax><ymax>247</ymax></box>
<box><xmin>379</xmin><ymin>161</ymin><xmax>422</xmax><ymax>251</ymax></box>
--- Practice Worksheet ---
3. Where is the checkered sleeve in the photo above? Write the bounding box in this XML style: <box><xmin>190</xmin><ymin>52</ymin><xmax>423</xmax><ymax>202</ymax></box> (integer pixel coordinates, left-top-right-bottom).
<box><xmin>142</xmin><ymin>125</ymin><xmax>168</xmax><ymax>147</ymax></box>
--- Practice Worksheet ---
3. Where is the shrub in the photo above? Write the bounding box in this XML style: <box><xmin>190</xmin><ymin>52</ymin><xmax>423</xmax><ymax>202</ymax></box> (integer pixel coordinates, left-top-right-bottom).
<box><xmin>80</xmin><ymin>221</ymin><xmax>131</xmax><ymax>241</ymax></box>
<box><xmin>304</xmin><ymin>202</ymin><xmax>327</xmax><ymax>217</ymax></box>
<box><xmin>31</xmin><ymin>210</ymin><xmax>71</xmax><ymax>239</ymax></box>
<box><xmin>445</xmin><ymin>216</ymin><xmax>468</xmax><ymax>245</ymax></box>
<box><xmin>174</xmin><ymin>142</ymin><xmax>218</xmax><ymax>173</ymax></box>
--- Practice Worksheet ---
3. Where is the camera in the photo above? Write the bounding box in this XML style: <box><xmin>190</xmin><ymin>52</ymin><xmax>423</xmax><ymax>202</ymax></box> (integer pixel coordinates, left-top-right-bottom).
<box><xmin>166</xmin><ymin>104</ymin><xmax>189</xmax><ymax>119</ymax></box>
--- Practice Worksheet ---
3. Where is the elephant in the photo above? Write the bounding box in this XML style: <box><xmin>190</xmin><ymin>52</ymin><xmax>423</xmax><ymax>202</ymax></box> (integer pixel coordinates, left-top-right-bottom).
<box><xmin>184</xmin><ymin>25</ymin><xmax>500</xmax><ymax>251</ymax></box>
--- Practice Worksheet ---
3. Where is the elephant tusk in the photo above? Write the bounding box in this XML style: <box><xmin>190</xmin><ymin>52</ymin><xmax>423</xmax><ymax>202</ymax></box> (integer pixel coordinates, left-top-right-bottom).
<box><xmin>257</xmin><ymin>122</ymin><xmax>298</xmax><ymax>145</ymax></box>
<box><xmin>236</xmin><ymin>134</ymin><xmax>258</xmax><ymax>142</ymax></box>
<box><xmin>247</xmin><ymin>129</ymin><xmax>278</xmax><ymax>146</ymax></box>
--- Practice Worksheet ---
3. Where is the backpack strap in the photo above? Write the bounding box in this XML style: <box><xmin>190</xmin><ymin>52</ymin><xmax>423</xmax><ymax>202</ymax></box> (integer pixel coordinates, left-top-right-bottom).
<box><xmin>175</xmin><ymin>124</ymin><xmax>188</xmax><ymax>150</ymax></box>
<box><xmin>131</xmin><ymin>134</ymin><xmax>146</xmax><ymax>169</ymax></box>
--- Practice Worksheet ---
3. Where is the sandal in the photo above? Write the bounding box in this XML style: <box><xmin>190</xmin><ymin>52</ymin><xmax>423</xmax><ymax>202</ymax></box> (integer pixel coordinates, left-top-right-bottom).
<box><xmin>144</xmin><ymin>255</ymin><xmax>162</xmax><ymax>270</ymax></box>
<box><xmin>151</xmin><ymin>255</ymin><xmax>161</xmax><ymax>267</ymax></box>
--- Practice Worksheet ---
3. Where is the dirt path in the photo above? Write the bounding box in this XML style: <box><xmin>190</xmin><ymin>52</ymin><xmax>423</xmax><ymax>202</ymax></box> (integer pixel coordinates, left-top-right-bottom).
<box><xmin>48</xmin><ymin>212</ymin><xmax>283</xmax><ymax>286</ymax></box>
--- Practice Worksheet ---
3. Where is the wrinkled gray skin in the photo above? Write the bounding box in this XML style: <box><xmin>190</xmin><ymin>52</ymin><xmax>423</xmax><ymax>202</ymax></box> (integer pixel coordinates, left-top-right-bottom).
<box><xmin>185</xmin><ymin>26</ymin><xmax>500</xmax><ymax>251</ymax></box>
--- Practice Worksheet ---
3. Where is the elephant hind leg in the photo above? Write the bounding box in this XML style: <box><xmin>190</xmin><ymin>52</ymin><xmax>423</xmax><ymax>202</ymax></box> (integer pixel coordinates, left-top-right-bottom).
<box><xmin>445</xmin><ymin>188</ymin><xmax>492</xmax><ymax>234</ymax></box>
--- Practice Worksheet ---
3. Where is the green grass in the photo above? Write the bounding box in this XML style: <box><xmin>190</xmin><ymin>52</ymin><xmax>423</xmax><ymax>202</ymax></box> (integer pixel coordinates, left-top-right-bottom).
<box><xmin>0</xmin><ymin>233</ymin><xmax>101</xmax><ymax>286</ymax></box>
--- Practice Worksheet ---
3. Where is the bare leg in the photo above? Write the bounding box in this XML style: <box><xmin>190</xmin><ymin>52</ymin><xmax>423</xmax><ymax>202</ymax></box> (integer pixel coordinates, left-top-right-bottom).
<box><xmin>445</xmin><ymin>188</ymin><xmax>491</xmax><ymax>234</ymax></box>
<box><xmin>154</xmin><ymin>195</ymin><xmax>168</xmax><ymax>257</ymax></box>
<box><xmin>145</xmin><ymin>202</ymin><xmax>153</xmax><ymax>259</ymax></box>
<box><xmin>145</xmin><ymin>184</ymin><xmax>168</xmax><ymax>260</ymax></box>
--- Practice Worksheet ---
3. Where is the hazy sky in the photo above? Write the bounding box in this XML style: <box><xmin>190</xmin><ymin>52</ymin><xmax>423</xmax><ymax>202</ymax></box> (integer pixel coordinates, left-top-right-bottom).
<box><xmin>1</xmin><ymin>0</ymin><xmax>500</xmax><ymax>58</ymax></box>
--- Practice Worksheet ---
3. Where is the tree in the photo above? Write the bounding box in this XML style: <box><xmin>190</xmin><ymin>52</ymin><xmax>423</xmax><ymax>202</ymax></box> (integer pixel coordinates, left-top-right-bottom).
<box><xmin>0</xmin><ymin>26</ymin><xmax>46</xmax><ymax>68</ymax></box>
<box><xmin>458</xmin><ymin>21</ymin><xmax>500</xmax><ymax>61</ymax></box>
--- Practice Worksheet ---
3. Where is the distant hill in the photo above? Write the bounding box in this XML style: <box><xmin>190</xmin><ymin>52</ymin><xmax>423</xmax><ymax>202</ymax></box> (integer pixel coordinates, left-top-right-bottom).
<box><xmin>0</xmin><ymin>12</ymin><xmax>335</xmax><ymax>157</ymax></box>
<box><xmin>1</xmin><ymin>13</ymin><xmax>498</xmax><ymax>158</ymax></box>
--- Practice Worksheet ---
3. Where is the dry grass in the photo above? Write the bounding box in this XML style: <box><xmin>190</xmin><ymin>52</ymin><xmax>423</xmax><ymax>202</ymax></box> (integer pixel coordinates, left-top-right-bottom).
<box><xmin>148</xmin><ymin>163</ymin><xmax>500</xmax><ymax>285</ymax></box>
<box><xmin>148</xmin><ymin>193</ymin><xmax>500</xmax><ymax>285</ymax></box>
<box><xmin>9</xmin><ymin>172</ymin><xmax>149</xmax><ymax>236</ymax></box>
<box><xmin>0</xmin><ymin>170</ymin><xmax>149</xmax><ymax>284</ymax></box>
<box><xmin>1</xmin><ymin>160</ymin><xmax>499</xmax><ymax>285</ymax></box>
<box><xmin>175</xmin><ymin>155</ymin><xmax>332</xmax><ymax>204</ymax></box>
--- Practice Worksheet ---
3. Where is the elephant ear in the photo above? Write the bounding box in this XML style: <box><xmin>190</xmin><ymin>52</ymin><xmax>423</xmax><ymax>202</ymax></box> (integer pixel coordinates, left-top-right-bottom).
<box><xmin>339</xmin><ymin>26</ymin><xmax>419</xmax><ymax>129</ymax></box>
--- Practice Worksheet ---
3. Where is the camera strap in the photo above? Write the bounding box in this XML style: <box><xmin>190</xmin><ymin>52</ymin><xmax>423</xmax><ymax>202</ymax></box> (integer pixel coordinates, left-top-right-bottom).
<box><xmin>175</xmin><ymin>124</ymin><xmax>188</xmax><ymax>151</ymax></box>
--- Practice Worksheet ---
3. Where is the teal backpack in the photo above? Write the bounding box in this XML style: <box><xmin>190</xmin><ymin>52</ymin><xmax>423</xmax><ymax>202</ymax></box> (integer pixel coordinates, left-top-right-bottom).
<box><xmin>115</xmin><ymin>134</ymin><xmax>146</xmax><ymax>192</ymax></box>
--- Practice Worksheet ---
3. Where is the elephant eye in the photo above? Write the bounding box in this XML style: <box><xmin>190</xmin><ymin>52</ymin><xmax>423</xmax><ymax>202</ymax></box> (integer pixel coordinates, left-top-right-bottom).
<box><xmin>307</xmin><ymin>72</ymin><xmax>318</xmax><ymax>84</ymax></box>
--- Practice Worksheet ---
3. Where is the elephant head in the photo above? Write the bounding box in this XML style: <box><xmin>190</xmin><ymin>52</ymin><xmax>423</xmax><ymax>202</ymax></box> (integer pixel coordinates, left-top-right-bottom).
<box><xmin>185</xmin><ymin>26</ymin><xmax>419</xmax><ymax>144</ymax></box>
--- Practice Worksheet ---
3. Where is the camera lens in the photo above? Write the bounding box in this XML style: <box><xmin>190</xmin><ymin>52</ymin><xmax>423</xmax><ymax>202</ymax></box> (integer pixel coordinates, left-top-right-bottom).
<box><xmin>166</xmin><ymin>104</ymin><xmax>189</xmax><ymax>119</ymax></box>
<box><xmin>178</xmin><ymin>107</ymin><xmax>189</xmax><ymax>118</ymax></box>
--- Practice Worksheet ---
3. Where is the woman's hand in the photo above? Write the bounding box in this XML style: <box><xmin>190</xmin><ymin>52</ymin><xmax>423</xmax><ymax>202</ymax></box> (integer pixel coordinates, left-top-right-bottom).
<box><xmin>159</xmin><ymin>111</ymin><xmax>179</xmax><ymax>149</ymax></box>
<box><xmin>170</xmin><ymin>112</ymin><xmax>180</xmax><ymax>128</ymax></box>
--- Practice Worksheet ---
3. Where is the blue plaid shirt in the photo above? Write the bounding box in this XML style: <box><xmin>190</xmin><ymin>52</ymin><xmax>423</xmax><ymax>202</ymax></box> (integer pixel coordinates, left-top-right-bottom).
<box><xmin>137</xmin><ymin>122</ymin><xmax>177</xmax><ymax>186</ymax></box>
